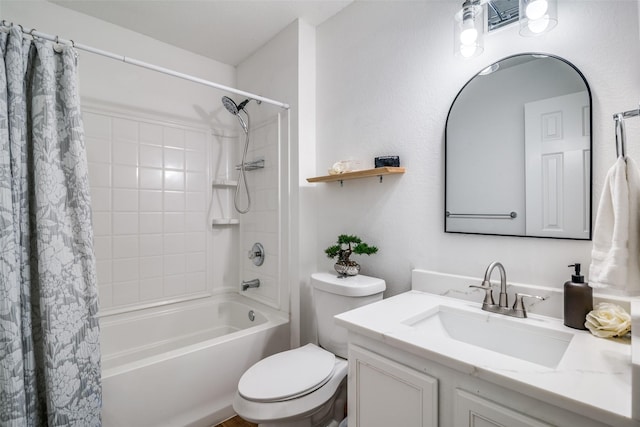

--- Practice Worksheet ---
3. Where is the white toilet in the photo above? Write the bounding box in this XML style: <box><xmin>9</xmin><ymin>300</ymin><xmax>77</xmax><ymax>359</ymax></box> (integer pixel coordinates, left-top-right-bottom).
<box><xmin>233</xmin><ymin>272</ymin><xmax>386</xmax><ymax>427</ymax></box>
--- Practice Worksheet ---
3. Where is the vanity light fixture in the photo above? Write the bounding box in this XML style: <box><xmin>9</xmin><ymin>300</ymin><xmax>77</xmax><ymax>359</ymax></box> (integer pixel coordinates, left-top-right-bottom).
<box><xmin>455</xmin><ymin>0</ymin><xmax>558</xmax><ymax>58</ymax></box>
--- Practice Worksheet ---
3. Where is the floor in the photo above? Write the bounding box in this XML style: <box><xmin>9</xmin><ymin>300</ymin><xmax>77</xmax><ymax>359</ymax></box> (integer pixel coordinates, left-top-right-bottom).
<box><xmin>214</xmin><ymin>415</ymin><xmax>258</xmax><ymax>427</ymax></box>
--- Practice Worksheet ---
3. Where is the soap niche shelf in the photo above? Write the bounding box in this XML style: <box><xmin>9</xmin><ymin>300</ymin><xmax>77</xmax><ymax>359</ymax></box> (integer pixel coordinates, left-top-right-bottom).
<box><xmin>307</xmin><ymin>167</ymin><xmax>405</xmax><ymax>186</ymax></box>
<box><xmin>211</xmin><ymin>179</ymin><xmax>239</xmax><ymax>227</ymax></box>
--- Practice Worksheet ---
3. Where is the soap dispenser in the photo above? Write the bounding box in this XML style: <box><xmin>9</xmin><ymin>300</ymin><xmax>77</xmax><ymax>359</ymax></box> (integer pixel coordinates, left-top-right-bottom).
<box><xmin>563</xmin><ymin>263</ymin><xmax>593</xmax><ymax>330</ymax></box>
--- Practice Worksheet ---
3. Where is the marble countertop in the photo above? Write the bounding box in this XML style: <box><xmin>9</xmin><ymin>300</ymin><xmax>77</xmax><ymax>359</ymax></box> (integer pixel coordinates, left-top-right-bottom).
<box><xmin>336</xmin><ymin>290</ymin><xmax>638</xmax><ymax>427</ymax></box>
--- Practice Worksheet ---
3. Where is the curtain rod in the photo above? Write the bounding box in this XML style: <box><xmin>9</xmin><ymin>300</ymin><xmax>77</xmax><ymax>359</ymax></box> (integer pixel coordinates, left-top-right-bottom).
<box><xmin>0</xmin><ymin>21</ymin><xmax>290</xmax><ymax>110</ymax></box>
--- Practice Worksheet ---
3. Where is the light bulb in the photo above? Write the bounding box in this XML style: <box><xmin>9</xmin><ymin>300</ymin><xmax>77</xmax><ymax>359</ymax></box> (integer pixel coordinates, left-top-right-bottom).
<box><xmin>460</xmin><ymin>27</ymin><xmax>478</xmax><ymax>45</ymax></box>
<box><xmin>525</xmin><ymin>0</ymin><xmax>548</xmax><ymax>20</ymax></box>
<box><xmin>460</xmin><ymin>44</ymin><xmax>477</xmax><ymax>58</ymax></box>
<box><xmin>527</xmin><ymin>16</ymin><xmax>550</xmax><ymax>34</ymax></box>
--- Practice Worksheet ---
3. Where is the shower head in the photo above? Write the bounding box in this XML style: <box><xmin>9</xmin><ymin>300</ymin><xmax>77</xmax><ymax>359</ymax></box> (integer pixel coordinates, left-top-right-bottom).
<box><xmin>222</xmin><ymin>96</ymin><xmax>250</xmax><ymax>115</ymax></box>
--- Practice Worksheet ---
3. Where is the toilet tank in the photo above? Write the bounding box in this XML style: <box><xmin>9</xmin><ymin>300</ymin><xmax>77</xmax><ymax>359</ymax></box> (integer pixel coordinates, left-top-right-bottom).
<box><xmin>311</xmin><ymin>272</ymin><xmax>385</xmax><ymax>359</ymax></box>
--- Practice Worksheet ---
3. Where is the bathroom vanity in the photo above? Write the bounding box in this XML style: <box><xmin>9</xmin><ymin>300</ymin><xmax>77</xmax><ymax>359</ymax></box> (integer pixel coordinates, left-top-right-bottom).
<box><xmin>335</xmin><ymin>270</ymin><xmax>639</xmax><ymax>427</ymax></box>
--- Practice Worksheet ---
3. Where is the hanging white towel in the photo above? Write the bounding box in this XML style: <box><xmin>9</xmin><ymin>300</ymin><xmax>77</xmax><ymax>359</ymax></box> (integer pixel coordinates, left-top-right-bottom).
<box><xmin>589</xmin><ymin>156</ymin><xmax>640</xmax><ymax>294</ymax></box>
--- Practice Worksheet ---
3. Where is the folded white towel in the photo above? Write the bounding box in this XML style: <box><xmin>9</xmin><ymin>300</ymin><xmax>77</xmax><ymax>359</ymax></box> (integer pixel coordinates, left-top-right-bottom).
<box><xmin>589</xmin><ymin>156</ymin><xmax>640</xmax><ymax>294</ymax></box>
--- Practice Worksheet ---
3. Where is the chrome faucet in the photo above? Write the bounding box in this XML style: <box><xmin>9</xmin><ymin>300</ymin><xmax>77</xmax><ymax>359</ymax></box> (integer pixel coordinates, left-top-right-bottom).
<box><xmin>469</xmin><ymin>261</ymin><xmax>545</xmax><ymax>318</ymax></box>
<box><xmin>242</xmin><ymin>278</ymin><xmax>260</xmax><ymax>291</ymax></box>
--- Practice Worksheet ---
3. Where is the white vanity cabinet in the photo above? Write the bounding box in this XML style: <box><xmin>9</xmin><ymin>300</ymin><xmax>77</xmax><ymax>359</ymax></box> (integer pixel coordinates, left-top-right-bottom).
<box><xmin>345</xmin><ymin>337</ymin><xmax>614</xmax><ymax>427</ymax></box>
<box><xmin>348</xmin><ymin>345</ymin><xmax>438</xmax><ymax>427</ymax></box>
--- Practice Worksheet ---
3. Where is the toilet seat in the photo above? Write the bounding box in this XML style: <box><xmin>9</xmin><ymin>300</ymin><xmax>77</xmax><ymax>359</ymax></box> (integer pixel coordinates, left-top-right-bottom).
<box><xmin>238</xmin><ymin>344</ymin><xmax>336</xmax><ymax>402</ymax></box>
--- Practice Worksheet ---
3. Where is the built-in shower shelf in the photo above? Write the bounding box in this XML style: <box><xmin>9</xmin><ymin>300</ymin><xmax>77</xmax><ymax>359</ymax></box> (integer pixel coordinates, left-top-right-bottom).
<box><xmin>211</xmin><ymin>218</ymin><xmax>240</xmax><ymax>226</ymax></box>
<box><xmin>211</xmin><ymin>179</ymin><xmax>238</xmax><ymax>188</ymax></box>
<box><xmin>307</xmin><ymin>167</ymin><xmax>405</xmax><ymax>185</ymax></box>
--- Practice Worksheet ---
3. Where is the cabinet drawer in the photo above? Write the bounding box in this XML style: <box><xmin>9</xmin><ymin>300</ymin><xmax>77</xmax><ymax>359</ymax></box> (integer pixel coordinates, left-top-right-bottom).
<box><xmin>454</xmin><ymin>389</ymin><xmax>553</xmax><ymax>427</ymax></box>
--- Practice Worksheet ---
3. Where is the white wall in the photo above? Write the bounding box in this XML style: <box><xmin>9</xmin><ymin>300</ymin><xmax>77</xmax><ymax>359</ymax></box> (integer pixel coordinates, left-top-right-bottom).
<box><xmin>314</xmin><ymin>0</ymin><xmax>640</xmax><ymax>315</ymax></box>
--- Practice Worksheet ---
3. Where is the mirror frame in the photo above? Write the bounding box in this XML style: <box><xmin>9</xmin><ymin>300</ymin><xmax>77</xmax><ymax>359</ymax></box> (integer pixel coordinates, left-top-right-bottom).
<box><xmin>444</xmin><ymin>53</ymin><xmax>593</xmax><ymax>240</ymax></box>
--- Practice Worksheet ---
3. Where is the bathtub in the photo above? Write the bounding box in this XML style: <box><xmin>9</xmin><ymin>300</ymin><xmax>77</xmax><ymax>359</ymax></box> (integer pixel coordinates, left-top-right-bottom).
<box><xmin>100</xmin><ymin>293</ymin><xmax>290</xmax><ymax>427</ymax></box>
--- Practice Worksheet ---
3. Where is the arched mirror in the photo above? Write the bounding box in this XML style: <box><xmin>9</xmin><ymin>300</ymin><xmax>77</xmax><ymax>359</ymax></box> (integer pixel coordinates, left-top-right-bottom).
<box><xmin>445</xmin><ymin>54</ymin><xmax>592</xmax><ymax>239</ymax></box>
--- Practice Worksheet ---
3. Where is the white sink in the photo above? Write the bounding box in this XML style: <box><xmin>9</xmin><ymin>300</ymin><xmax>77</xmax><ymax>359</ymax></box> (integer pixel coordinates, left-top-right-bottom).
<box><xmin>403</xmin><ymin>304</ymin><xmax>573</xmax><ymax>368</ymax></box>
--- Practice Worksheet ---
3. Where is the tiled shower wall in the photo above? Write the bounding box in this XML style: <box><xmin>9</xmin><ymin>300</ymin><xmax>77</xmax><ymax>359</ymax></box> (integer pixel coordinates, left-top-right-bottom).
<box><xmin>84</xmin><ymin>107</ymin><xmax>212</xmax><ymax>312</ymax></box>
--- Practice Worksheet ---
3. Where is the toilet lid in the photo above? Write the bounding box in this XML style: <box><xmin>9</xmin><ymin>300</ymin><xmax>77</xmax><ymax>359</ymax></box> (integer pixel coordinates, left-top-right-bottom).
<box><xmin>238</xmin><ymin>344</ymin><xmax>336</xmax><ymax>402</ymax></box>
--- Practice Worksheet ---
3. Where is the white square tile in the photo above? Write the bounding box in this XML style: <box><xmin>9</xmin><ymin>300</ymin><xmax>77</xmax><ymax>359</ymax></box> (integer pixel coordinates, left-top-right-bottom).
<box><xmin>139</xmin><ymin>234</ymin><xmax>163</xmax><ymax>256</ymax></box>
<box><xmin>163</xmin><ymin>234</ymin><xmax>185</xmax><ymax>254</ymax></box>
<box><xmin>163</xmin><ymin>127</ymin><xmax>184</xmax><ymax>148</ymax></box>
<box><xmin>112</xmin><ymin>258</ymin><xmax>139</xmax><ymax>282</ymax></box>
<box><xmin>186</xmin><ymin>172</ymin><xmax>206</xmax><ymax>192</ymax></box>
<box><xmin>88</xmin><ymin>162</ymin><xmax>111</xmax><ymax>187</ymax></box>
<box><xmin>185</xmin><ymin>252</ymin><xmax>205</xmax><ymax>273</ymax></box>
<box><xmin>164</xmin><ymin>213</ymin><xmax>185</xmax><ymax>233</ymax></box>
<box><xmin>86</xmin><ymin>138</ymin><xmax>111</xmax><ymax>164</ymax></box>
<box><xmin>140</xmin><ymin>278</ymin><xmax>163</xmax><ymax>300</ymax></box>
<box><xmin>186</xmin><ymin>272</ymin><xmax>206</xmax><ymax>293</ymax></box>
<box><xmin>185</xmin><ymin>232</ymin><xmax>205</xmax><ymax>252</ymax></box>
<box><xmin>83</xmin><ymin>112</ymin><xmax>111</xmax><ymax>140</ymax></box>
<box><xmin>139</xmin><ymin>190</ymin><xmax>163</xmax><ymax>212</ymax></box>
<box><xmin>164</xmin><ymin>274</ymin><xmax>186</xmax><ymax>296</ymax></box>
<box><xmin>164</xmin><ymin>191</ymin><xmax>185</xmax><ymax>212</ymax></box>
<box><xmin>113</xmin><ymin>117</ymin><xmax>138</xmax><ymax>143</ymax></box>
<box><xmin>113</xmin><ymin>213</ymin><xmax>139</xmax><ymax>235</ymax></box>
<box><xmin>164</xmin><ymin>147</ymin><xmax>184</xmax><ymax>170</ymax></box>
<box><xmin>140</xmin><ymin>144</ymin><xmax>163</xmax><ymax>168</ymax></box>
<box><xmin>185</xmin><ymin>130</ymin><xmax>206</xmax><ymax>152</ymax></box>
<box><xmin>90</xmin><ymin>187</ymin><xmax>111</xmax><ymax>211</ymax></box>
<box><xmin>186</xmin><ymin>151</ymin><xmax>206</xmax><ymax>172</ymax></box>
<box><xmin>164</xmin><ymin>254</ymin><xmax>185</xmax><ymax>275</ymax></box>
<box><xmin>140</xmin><ymin>256</ymin><xmax>163</xmax><ymax>278</ymax></box>
<box><xmin>112</xmin><ymin>280</ymin><xmax>140</xmax><ymax>306</ymax></box>
<box><xmin>113</xmin><ymin>236</ymin><xmax>139</xmax><ymax>259</ymax></box>
<box><xmin>164</xmin><ymin>171</ymin><xmax>184</xmax><ymax>191</ymax></box>
<box><xmin>185</xmin><ymin>212</ymin><xmax>206</xmax><ymax>232</ymax></box>
<box><xmin>96</xmin><ymin>260</ymin><xmax>112</xmax><ymax>284</ymax></box>
<box><xmin>140</xmin><ymin>123</ymin><xmax>163</xmax><ymax>146</ymax></box>
<box><xmin>113</xmin><ymin>189</ymin><xmax>138</xmax><ymax>212</ymax></box>
<box><xmin>98</xmin><ymin>283</ymin><xmax>113</xmax><ymax>309</ymax></box>
<box><xmin>185</xmin><ymin>192</ymin><xmax>205</xmax><ymax>212</ymax></box>
<box><xmin>93</xmin><ymin>236</ymin><xmax>112</xmax><ymax>260</ymax></box>
<box><xmin>112</xmin><ymin>141</ymin><xmax>138</xmax><ymax>166</ymax></box>
<box><xmin>139</xmin><ymin>213</ymin><xmax>162</xmax><ymax>234</ymax></box>
<box><xmin>139</xmin><ymin>168</ymin><xmax>163</xmax><ymax>190</ymax></box>
<box><xmin>112</xmin><ymin>165</ymin><xmax>138</xmax><ymax>189</ymax></box>
<box><xmin>92</xmin><ymin>212</ymin><xmax>112</xmax><ymax>236</ymax></box>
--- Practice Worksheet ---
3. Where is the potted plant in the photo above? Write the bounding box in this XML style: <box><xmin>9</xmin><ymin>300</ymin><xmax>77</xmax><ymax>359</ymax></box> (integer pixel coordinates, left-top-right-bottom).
<box><xmin>325</xmin><ymin>234</ymin><xmax>378</xmax><ymax>277</ymax></box>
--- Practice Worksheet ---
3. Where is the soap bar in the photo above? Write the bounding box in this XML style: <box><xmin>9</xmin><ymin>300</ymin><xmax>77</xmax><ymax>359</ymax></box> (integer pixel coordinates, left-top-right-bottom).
<box><xmin>374</xmin><ymin>156</ymin><xmax>400</xmax><ymax>168</ymax></box>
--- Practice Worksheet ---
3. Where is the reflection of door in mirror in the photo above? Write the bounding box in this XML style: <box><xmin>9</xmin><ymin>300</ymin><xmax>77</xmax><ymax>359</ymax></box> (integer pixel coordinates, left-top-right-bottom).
<box><xmin>524</xmin><ymin>91</ymin><xmax>590</xmax><ymax>239</ymax></box>
<box><xmin>445</xmin><ymin>53</ymin><xmax>592</xmax><ymax>239</ymax></box>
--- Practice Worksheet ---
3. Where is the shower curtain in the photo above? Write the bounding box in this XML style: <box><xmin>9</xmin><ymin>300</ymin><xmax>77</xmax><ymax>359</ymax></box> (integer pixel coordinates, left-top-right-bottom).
<box><xmin>0</xmin><ymin>27</ymin><xmax>101</xmax><ymax>426</ymax></box>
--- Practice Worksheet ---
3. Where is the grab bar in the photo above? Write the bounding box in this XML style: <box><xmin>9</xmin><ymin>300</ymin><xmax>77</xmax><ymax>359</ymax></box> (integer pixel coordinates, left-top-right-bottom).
<box><xmin>446</xmin><ymin>211</ymin><xmax>517</xmax><ymax>219</ymax></box>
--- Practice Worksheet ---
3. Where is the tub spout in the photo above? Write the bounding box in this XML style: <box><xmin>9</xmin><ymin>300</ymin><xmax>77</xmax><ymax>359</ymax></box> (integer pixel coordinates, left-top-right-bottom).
<box><xmin>242</xmin><ymin>278</ymin><xmax>260</xmax><ymax>291</ymax></box>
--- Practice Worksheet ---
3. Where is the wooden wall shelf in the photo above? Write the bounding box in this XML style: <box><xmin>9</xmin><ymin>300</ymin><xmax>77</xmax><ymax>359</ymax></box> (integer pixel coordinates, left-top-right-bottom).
<box><xmin>307</xmin><ymin>167</ymin><xmax>405</xmax><ymax>184</ymax></box>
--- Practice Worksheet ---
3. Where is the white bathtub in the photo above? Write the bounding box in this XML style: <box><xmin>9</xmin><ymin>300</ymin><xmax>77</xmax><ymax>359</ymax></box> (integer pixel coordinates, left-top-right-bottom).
<box><xmin>100</xmin><ymin>293</ymin><xmax>290</xmax><ymax>427</ymax></box>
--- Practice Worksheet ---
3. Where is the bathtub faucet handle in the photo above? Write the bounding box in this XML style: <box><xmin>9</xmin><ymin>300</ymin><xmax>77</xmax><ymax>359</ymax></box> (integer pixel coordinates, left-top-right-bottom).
<box><xmin>242</xmin><ymin>278</ymin><xmax>260</xmax><ymax>291</ymax></box>
<box><xmin>248</xmin><ymin>242</ymin><xmax>265</xmax><ymax>266</ymax></box>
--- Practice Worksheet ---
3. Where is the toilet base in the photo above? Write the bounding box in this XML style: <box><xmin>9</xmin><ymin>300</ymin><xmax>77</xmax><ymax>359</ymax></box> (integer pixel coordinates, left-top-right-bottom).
<box><xmin>252</xmin><ymin>376</ymin><xmax>346</xmax><ymax>427</ymax></box>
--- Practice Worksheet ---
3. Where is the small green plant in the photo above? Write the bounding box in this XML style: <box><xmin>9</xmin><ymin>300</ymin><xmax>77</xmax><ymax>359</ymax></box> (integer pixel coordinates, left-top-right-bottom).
<box><xmin>325</xmin><ymin>234</ymin><xmax>378</xmax><ymax>263</ymax></box>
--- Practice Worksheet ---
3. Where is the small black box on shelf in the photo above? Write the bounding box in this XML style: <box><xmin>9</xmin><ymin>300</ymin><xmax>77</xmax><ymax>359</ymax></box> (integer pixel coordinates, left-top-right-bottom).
<box><xmin>374</xmin><ymin>156</ymin><xmax>400</xmax><ymax>168</ymax></box>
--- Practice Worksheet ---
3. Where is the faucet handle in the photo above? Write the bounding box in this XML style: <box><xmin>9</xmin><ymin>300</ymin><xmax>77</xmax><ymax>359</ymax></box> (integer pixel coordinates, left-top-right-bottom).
<box><xmin>469</xmin><ymin>281</ymin><xmax>495</xmax><ymax>306</ymax></box>
<box><xmin>512</xmin><ymin>293</ymin><xmax>546</xmax><ymax>316</ymax></box>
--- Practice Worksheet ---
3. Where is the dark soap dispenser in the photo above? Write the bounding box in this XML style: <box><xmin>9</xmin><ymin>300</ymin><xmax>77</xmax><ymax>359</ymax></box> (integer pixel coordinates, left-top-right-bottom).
<box><xmin>563</xmin><ymin>263</ymin><xmax>593</xmax><ymax>330</ymax></box>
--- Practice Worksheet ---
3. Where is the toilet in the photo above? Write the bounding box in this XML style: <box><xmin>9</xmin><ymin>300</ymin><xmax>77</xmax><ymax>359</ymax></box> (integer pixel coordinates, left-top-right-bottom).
<box><xmin>233</xmin><ymin>272</ymin><xmax>386</xmax><ymax>427</ymax></box>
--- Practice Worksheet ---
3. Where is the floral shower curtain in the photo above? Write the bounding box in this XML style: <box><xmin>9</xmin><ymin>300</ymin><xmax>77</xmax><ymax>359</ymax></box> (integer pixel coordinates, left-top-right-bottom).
<box><xmin>0</xmin><ymin>27</ymin><xmax>101</xmax><ymax>426</ymax></box>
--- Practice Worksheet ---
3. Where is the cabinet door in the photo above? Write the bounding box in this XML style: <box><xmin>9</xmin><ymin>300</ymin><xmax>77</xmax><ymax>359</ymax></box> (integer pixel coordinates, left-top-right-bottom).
<box><xmin>454</xmin><ymin>389</ymin><xmax>553</xmax><ymax>427</ymax></box>
<box><xmin>348</xmin><ymin>345</ymin><xmax>438</xmax><ymax>427</ymax></box>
